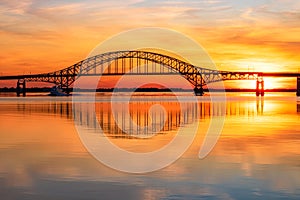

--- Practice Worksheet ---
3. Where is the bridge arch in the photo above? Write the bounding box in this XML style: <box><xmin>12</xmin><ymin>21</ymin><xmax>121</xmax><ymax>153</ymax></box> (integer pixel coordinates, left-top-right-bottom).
<box><xmin>24</xmin><ymin>50</ymin><xmax>221</xmax><ymax>95</ymax></box>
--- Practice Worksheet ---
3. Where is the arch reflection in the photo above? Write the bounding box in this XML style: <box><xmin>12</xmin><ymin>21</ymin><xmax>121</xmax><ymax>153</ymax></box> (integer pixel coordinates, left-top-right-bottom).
<box><xmin>5</xmin><ymin>97</ymin><xmax>290</xmax><ymax>139</ymax></box>
<box><xmin>74</xmin><ymin>101</ymin><xmax>200</xmax><ymax>138</ymax></box>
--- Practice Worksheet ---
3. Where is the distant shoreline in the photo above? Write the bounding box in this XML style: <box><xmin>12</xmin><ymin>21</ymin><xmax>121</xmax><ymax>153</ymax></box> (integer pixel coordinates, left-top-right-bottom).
<box><xmin>0</xmin><ymin>87</ymin><xmax>297</xmax><ymax>93</ymax></box>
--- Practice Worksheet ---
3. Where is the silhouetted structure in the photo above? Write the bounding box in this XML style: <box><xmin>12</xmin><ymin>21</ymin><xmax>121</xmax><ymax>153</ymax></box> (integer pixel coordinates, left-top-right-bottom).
<box><xmin>256</xmin><ymin>77</ymin><xmax>264</xmax><ymax>96</ymax></box>
<box><xmin>297</xmin><ymin>77</ymin><xmax>300</xmax><ymax>96</ymax></box>
<box><xmin>16</xmin><ymin>79</ymin><xmax>26</xmax><ymax>97</ymax></box>
<box><xmin>0</xmin><ymin>50</ymin><xmax>300</xmax><ymax>96</ymax></box>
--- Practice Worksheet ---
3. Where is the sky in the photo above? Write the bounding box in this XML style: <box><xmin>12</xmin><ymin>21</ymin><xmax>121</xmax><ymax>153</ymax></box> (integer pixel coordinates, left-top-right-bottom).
<box><xmin>0</xmin><ymin>0</ymin><xmax>300</xmax><ymax>88</ymax></box>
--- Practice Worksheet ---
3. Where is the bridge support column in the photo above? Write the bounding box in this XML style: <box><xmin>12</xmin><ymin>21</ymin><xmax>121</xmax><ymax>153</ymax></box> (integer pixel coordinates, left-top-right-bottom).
<box><xmin>256</xmin><ymin>78</ymin><xmax>264</xmax><ymax>96</ymax></box>
<box><xmin>23</xmin><ymin>80</ymin><xmax>26</xmax><ymax>96</ymax></box>
<box><xmin>16</xmin><ymin>79</ymin><xmax>26</xmax><ymax>97</ymax></box>
<box><xmin>194</xmin><ymin>87</ymin><xmax>204</xmax><ymax>96</ymax></box>
<box><xmin>16</xmin><ymin>80</ymin><xmax>20</xmax><ymax>97</ymax></box>
<box><xmin>297</xmin><ymin>77</ymin><xmax>300</xmax><ymax>96</ymax></box>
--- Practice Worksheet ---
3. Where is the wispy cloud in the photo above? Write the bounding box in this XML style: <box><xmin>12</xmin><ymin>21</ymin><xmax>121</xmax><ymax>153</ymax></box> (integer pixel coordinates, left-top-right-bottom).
<box><xmin>0</xmin><ymin>0</ymin><xmax>33</xmax><ymax>14</ymax></box>
<box><xmin>0</xmin><ymin>0</ymin><xmax>299</xmax><ymax>77</ymax></box>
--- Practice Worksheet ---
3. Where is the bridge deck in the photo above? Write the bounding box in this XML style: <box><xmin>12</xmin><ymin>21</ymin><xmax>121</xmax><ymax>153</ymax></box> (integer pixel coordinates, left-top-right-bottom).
<box><xmin>0</xmin><ymin>72</ymin><xmax>299</xmax><ymax>80</ymax></box>
<box><xmin>220</xmin><ymin>72</ymin><xmax>300</xmax><ymax>77</ymax></box>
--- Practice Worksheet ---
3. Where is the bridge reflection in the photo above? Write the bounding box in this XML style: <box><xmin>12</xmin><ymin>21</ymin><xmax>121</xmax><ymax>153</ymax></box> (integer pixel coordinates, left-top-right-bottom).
<box><xmin>8</xmin><ymin>98</ymin><xmax>273</xmax><ymax>138</ymax></box>
<box><xmin>73</xmin><ymin>101</ymin><xmax>200</xmax><ymax>138</ymax></box>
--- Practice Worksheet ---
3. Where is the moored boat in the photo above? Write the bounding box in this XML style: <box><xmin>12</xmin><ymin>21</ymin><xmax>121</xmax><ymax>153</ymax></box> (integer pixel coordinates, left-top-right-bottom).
<box><xmin>49</xmin><ymin>86</ymin><xmax>69</xmax><ymax>96</ymax></box>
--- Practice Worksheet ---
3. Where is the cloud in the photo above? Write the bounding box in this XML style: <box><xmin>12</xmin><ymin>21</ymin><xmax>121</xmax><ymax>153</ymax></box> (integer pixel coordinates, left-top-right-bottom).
<box><xmin>0</xmin><ymin>0</ymin><xmax>299</xmax><ymax>80</ymax></box>
<box><xmin>0</xmin><ymin>0</ymin><xmax>33</xmax><ymax>14</ymax></box>
<box><xmin>239</xmin><ymin>4</ymin><xmax>300</xmax><ymax>27</ymax></box>
<box><xmin>29</xmin><ymin>2</ymin><xmax>86</xmax><ymax>17</ymax></box>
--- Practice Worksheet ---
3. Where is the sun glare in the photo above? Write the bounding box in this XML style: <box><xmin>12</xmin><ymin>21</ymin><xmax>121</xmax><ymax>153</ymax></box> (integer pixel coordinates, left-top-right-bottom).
<box><xmin>227</xmin><ymin>61</ymin><xmax>294</xmax><ymax>89</ymax></box>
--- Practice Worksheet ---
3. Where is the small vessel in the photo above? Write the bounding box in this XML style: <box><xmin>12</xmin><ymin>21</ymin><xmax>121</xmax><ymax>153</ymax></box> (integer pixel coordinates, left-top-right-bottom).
<box><xmin>49</xmin><ymin>86</ymin><xmax>69</xmax><ymax>96</ymax></box>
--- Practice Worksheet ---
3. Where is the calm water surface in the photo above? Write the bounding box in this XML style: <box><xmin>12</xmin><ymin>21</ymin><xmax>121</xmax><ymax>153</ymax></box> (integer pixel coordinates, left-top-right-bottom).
<box><xmin>0</xmin><ymin>92</ymin><xmax>299</xmax><ymax>199</ymax></box>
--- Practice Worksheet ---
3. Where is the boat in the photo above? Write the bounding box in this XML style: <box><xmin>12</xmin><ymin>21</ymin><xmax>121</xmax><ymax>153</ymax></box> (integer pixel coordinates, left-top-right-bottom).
<box><xmin>49</xmin><ymin>86</ymin><xmax>69</xmax><ymax>96</ymax></box>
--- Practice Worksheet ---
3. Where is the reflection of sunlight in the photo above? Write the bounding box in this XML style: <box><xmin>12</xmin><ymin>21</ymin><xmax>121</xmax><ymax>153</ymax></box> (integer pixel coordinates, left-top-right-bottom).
<box><xmin>262</xmin><ymin>99</ymin><xmax>295</xmax><ymax>115</ymax></box>
<box><xmin>241</xmin><ymin>162</ymin><xmax>252</xmax><ymax>177</ymax></box>
<box><xmin>0</xmin><ymin>95</ymin><xmax>299</xmax><ymax>198</ymax></box>
<box><xmin>141</xmin><ymin>189</ymin><xmax>167</xmax><ymax>200</ymax></box>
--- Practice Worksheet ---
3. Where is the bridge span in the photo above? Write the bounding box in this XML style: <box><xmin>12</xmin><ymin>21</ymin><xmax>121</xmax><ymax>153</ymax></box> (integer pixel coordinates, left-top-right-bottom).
<box><xmin>0</xmin><ymin>50</ymin><xmax>299</xmax><ymax>96</ymax></box>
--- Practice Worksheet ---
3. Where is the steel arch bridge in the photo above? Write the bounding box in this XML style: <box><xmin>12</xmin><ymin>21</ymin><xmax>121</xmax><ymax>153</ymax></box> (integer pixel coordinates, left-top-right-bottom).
<box><xmin>0</xmin><ymin>50</ymin><xmax>300</xmax><ymax>96</ymax></box>
<box><xmin>0</xmin><ymin>51</ymin><xmax>224</xmax><ymax>93</ymax></box>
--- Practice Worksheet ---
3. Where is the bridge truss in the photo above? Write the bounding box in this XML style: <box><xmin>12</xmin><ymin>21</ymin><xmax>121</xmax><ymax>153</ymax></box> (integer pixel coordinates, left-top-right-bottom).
<box><xmin>0</xmin><ymin>50</ymin><xmax>299</xmax><ymax>96</ymax></box>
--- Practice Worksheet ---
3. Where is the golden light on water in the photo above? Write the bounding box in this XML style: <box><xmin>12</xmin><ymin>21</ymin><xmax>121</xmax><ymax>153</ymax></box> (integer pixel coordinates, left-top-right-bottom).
<box><xmin>0</xmin><ymin>92</ymin><xmax>300</xmax><ymax>198</ymax></box>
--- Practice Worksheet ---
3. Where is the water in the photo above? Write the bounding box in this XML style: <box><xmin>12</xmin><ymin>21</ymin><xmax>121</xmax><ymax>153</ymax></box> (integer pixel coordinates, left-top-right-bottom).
<box><xmin>0</xmin><ymin>92</ymin><xmax>299</xmax><ymax>199</ymax></box>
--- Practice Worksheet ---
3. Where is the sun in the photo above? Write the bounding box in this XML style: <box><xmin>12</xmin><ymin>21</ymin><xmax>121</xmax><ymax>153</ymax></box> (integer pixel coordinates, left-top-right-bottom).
<box><xmin>262</xmin><ymin>78</ymin><xmax>277</xmax><ymax>89</ymax></box>
<box><xmin>227</xmin><ymin>60</ymin><xmax>293</xmax><ymax>89</ymax></box>
<box><xmin>223</xmin><ymin>77</ymin><xmax>292</xmax><ymax>90</ymax></box>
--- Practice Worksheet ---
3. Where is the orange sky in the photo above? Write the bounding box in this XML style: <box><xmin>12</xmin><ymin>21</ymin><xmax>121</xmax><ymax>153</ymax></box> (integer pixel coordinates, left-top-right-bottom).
<box><xmin>0</xmin><ymin>0</ymin><xmax>299</xmax><ymax>89</ymax></box>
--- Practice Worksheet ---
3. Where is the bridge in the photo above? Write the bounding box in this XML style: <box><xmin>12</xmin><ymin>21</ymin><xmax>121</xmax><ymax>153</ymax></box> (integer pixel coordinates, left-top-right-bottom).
<box><xmin>0</xmin><ymin>50</ymin><xmax>299</xmax><ymax>96</ymax></box>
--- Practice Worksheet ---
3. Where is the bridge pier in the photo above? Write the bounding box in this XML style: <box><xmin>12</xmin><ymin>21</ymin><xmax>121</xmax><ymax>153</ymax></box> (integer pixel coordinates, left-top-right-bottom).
<box><xmin>297</xmin><ymin>77</ymin><xmax>300</xmax><ymax>96</ymax></box>
<box><xmin>194</xmin><ymin>87</ymin><xmax>204</xmax><ymax>96</ymax></box>
<box><xmin>256</xmin><ymin>78</ymin><xmax>264</xmax><ymax>96</ymax></box>
<box><xmin>16</xmin><ymin>79</ymin><xmax>26</xmax><ymax>97</ymax></box>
